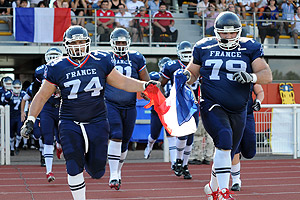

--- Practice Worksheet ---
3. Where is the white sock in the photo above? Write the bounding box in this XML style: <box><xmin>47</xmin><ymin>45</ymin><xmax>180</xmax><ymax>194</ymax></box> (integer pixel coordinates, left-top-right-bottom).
<box><xmin>39</xmin><ymin>138</ymin><xmax>44</xmax><ymax>155</ymax></box>
<box><xmin>176</xmin><ymin>138</ymin><xmax>186</xmax><ymax>160</ymax></box>
<box><xmin>10</xmin><ymin>138</ymin><xmax>15</xmax><ymax>150</ymax></box>
<box><xmin>147</xmin><ymin>135</ymin><xmax>156</xmax><ymax>150</ymax></box>
<box><xmin>168</xmin><ymin>137</ymin><xmax>177</xmax><ymax>164</ymax></box>
<box><xmin>108</xmin><ymin>140</ymin><xmax>121</xmax><ymax>181</ymax></box>
<box><xmin>118</xmin><ymin>150</ymin><xmax>128</xmax><ymax>180</ymax></box>
<box><xmin>183</xmin><ymin>144</ymin><xmax>192</xmax><ymax>166</ymax></box>
<box><xmin>231</xmin><ymin>162</ymin><xmax>241</xmax><ymax>186</ymax></box>
<box><xmin>68</xmin><ymin>172</ymin><xmax>86</xmax><ymax>200</ymax></box>
<box><xmin>213</xmin><ymin>149</ymin><xmax>231</xmax><ymax>190</ymax></box>
<box><xmin>209</xmin><ymin>163</ymin><xmax>218</xmax><ymax>192</ymax></box>
<box><xmin>44</xmin><ymin>144</ymin><xmax>54</xmax><ymax>174</ymax></box>
<box><xmin>15</xmin><ymin>135</ymin><xmax>22</xmax><ymax>148</ymax></box>
<box><xmin>23</xmin><ymin>138</ymin><xmax>28</xmax><ymax>146</ymax></box>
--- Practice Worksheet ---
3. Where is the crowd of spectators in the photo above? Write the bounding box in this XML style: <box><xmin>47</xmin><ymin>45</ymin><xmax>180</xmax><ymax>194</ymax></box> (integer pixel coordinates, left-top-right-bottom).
<box><xmin>1</xmin><ymin>0</ymin><xmax>300</xmax><ymax>46</ymax></box>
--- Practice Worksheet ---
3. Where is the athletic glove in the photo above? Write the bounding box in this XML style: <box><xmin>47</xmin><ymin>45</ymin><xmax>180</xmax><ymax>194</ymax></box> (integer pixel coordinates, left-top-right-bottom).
<box><xmin>20</xmin><ymin>119</ymin><xmax>34</xmax><ymax>139</ymax></box>
<box><xmin>183</xmin><ymin>70</ymin><xmax>191</xmax><ymax>82</ymax></box>
<box><xmin>252</xmin><ymin>99</ymin><xmax>261</xmax><ymax>111</ymax></box>
<box><xmin>233</xmin><ymin>71</ymin><xmax>257</xmax><ymax>84</ymax></box>
<box><xmin>143</xmin><ymin>80</ymin><xmax>161</xmax><ymax>90</ymax></box>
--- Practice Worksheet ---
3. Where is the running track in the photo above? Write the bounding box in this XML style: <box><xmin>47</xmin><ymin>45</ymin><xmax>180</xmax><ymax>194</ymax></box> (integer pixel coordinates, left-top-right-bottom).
<box><xmin>0</xmin><ymin>159</ymin><xmax>300</xmax><ymax>200</ymax></box>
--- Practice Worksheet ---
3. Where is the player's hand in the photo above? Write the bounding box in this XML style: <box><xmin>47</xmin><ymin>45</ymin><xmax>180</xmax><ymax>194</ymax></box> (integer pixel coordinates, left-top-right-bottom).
<box><xmin>20</xmin><ymin>119</ymin><xmax>34</xmax><ymax>139</ymax></box>
<box><xmin>143</xmin><ymin>80</ymin><xmax>161</xmax><ymax>90</ymax></box>
<box><xmin>252</xmin><ymin>99</ymin><xmax>261</xmax><ymax>111</ymax></box>
<box><xmin>233</xmin><ymin>71</ymin><xmax>254</xmax><ymax>84</ymax></box>
<box><xmin>183</xmin><ymin>70</ymin><xmax>191</xmax><ymax>82</ymax></box>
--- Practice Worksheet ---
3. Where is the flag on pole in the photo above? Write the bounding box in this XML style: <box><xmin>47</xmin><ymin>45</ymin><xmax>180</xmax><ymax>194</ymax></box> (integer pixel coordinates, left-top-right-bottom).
<box><xmin>144</xmin><ymin>69</ymin><xmax>198</xmax><ymax>137</ymax></box>
<box><xmin>14</xmin><ymin>8</ymin><xmax>71</xmax><ymax>43</ymax></box>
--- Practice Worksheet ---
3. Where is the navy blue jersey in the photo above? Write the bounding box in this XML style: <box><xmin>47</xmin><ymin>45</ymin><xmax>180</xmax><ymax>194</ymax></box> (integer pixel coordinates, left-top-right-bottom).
<box><xmin>26</xmin><ymin>83</ymin><xmax>33</xmax><ymax>98</ymax></box>
<box><xmin>105</xmin><ymin>51</ymin><xmax>146</xmax><ymax>108</ymax></box>
<box><xmin>0</xmin><ymin>86</ymin><xmax>5</xmax><ymax>105</ymax></box>
<box><xmin>5</xmin><ymin>90</ymin><xmax>26</xmax><ymax>118</ymax></box>
<box><xmin>193</xmin><ymin>37</ymin><xmax>263</xmax><ymax>113</ymax></box>
<box><xmin>45</xmin><ymin>50</ymin><xmax>115</xmax><ymax>122</ymax></box>
<box><xmin>35</xmin><ymin>64</ymin><xmax>47</xmax><ymax>83</ymax></box>
<box><xmin>161</xmin><ymin>60</ymin><xmax>199</xmax><ymax>100</ymax></box>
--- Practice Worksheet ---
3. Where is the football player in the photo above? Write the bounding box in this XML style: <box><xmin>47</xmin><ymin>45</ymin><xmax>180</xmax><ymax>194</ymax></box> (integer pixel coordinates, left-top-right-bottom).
<box><xmin>159</xmin><ymin>41</ymin><xmax>200</xmax><ymax>180</ymax></box>
<box><xmin>230</xmin><ymin>84</ymin><xmax>264</xmax><ymax>191</ymax></box>
<box><xmin>143</xmin><ymin>57</ymin><xmax>178</xmax><ymax>171</ymax></box>
<box><xmin>4</xmin><ymin>79</ymin><xmax>26</xmax><ymax>156</ymax></box>
<box><xmin>106</xmin><ymin>28</ymin><xmax>150</xmax><ymax>190</ymax></box>
<box><xmin>33</xmin><ymin>47</ymin><xmax>63</xmax><ymax>182</ymax></box>
<box><xmin>186</xmin><ymin>12</ymin><xmax>272</xmax><ymax>200</ymax></box>
<box><xmin>21</xmin><ymin>25</ymin><xmax>158</xmax><ymax>200</ymax></box>
<box><xmin>0</xmin><ymin>76</ymin><xmax>13</xmax><ymax>105</ymax></box>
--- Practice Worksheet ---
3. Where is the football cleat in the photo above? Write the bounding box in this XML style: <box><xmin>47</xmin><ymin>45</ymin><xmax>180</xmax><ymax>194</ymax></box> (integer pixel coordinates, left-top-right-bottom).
<box><xmin>40</xmin><ymin>153</ymin><xmax>46</xmax><ymax>167</ymax></box>
<box><xmin>10</xmin><ymin>150</ymin><xmax>14</xmax><ymax>156</ymax></box>
<box><xmin>218</xmin><ymin>188</ymin><xmax>234</xmax><ymax>200</ymax></box>
<box><xmin>174</xmin><ymin>159</ymin><xmax>183</xmax><ymax>176</ymax></box>
<box><xmin>204</xmin><ymin>183</ymin><xmax>219</xmax><ymax>200</ymax></box>
<box><xmin>144</xmin><ymin>145</ymin><xmax>152</xmax><ymax>159</ymax></box>
<box><xmin>171</xmin><ymin>164</ymin><xmax>176</xmax><ymax>171</ymax></box>
<box><xmin>182</xmin><ymin>165</ymin><xmax>192</xmax><ymax>179</ymax></box>
<box><xmin>109</xmin><ymin>179</ymin><xmax>120</xmax><ymax>190</ymax></box>
<box><xmin>56</xmin><ymin>143</ymin><xmax>63</xmax><ymax>159</ymax></box>
<box><xmin>22</xmin><ymin>144</ymin><xmax>28</xmax><ymax>150</ymax></box>
<box><xmin>46</xmin><ymin>172</ymin><xmax>55</xmax><ymax>183</ymax></box>
<box><xmin>231</xmin><ymin>183</ymin><xmax>241</xmax><ymax>191</ymax></box>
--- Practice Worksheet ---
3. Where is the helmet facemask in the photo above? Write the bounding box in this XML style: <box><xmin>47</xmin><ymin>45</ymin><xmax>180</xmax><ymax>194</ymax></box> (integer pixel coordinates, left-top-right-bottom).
<box><xmin>110</xmin><ymin>38</ymin><xmax>130</xmax><ymax>57</ymax></box>
<box><xmin>3</xmin><ymin>79</ymin><xmax>12</xmax><ymax>91</ymax></box>
<box><xmin>214</xmin><ymin>26</ymin><xmax>241</xmax><ymax>50</ymax></box>
<box><xmin>45</xmin><ymin>50</ymin><xmax>63</xmax><ymax>63</ymax></box>
<box><xmin>178</xmin><ymin>50</ymin><xmax>192</xmax><ymax>63</ymax></box>
<box><xmin>13</xmin><ymin>84</ymin><xmax>22</xmax><ymax>94</ymax></box>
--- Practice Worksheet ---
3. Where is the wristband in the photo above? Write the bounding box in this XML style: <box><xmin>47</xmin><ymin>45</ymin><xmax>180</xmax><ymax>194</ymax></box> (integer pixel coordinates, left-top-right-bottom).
<box><xmin>251</xmin><ymin>73</ymin><xmax>257</xmax><ymax>83</ymax></box>
<box><xmin>143</xmin><ymin>82</ymin><xmax>147</xmax><ymax>90</ymax></box>
<box><xmin>27</xmin><ymin>116</ymin><xmax>36</xmax><ymax>123</ymax></box>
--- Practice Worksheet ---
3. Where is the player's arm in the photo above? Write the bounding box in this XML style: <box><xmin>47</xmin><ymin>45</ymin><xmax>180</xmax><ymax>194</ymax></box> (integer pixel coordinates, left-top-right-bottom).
<box><xmin>21</xmin><ymin>94</ymin><xmax>31</xmax><ymax>122</ymax></box>
<box><xmin>254</xmin><ymin>84</ymin><xmax>264</xmax><ymax>102</ymax></box>
<box><xmin>251</xmin><ymin>58</ymin><xmax>272</xmax><ymax>85</ymax></box>
<box><xmin>158</xmin><ymin>75</ymin><xmax>169</xmax><ymax>95</ymax></box>
<box><xmin>139</xmin><ymin>67</ymin><xmax>150</xmax><ymax>81</ymax></box>
<box><xmin>186</xmin><ymin>57</ymin><xmax>201</xmax><ymax>84</ymax></box>
<box><xmin>28</xmin><ymin>81</ymin><xmax>56</xmax><ymax>119</ymax></box>
<box><xmin>107</xmin><ymin>68</ymin><xmax>156</xmax><ymax>92</ymax></box>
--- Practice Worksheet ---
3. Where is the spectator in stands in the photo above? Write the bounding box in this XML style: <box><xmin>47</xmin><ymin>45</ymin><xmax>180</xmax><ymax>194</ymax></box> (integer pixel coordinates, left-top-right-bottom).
<box><xmin>217</xmin><ymin>0</ymin><xmax>227</xmax><ymax>11</ymax></box>
<box><xmin>115</xmin><ymin>4</ymin><xmax>139</xmax><ymax>42</ymax></box>
<box><xmin>109</xmin><ymin>0</ymin><xmax>127</xmax><ymax>13</ymax></box>
<box><xmin>19</xmin><ymin>0</ymin><xmax>30</xmax><ymax>7</ymax></box>
<box><xmin>96</xmin><ymin>0</ymin><xmax>115</xmax><ymax>42</ymax></box>
<box><xmin>30</xmin><ymin>0</ymin><xmax>40</xmax><ymax>7</ymax></box>
<box><xmin>237</xmin><ymin>0</ymin><xmax>256</xmax><ymax>20</ymax></box>
<box><xmin>178</xmin><ymin>0</ymin><xmax>184</xmax><ymax>13</ymax></box>
<box><xmin>153</xmin><ymin>2</ymin><xmax>178</xmax><ymax>42</ymax></box>
<box><xmin>187</xmin><ymin>0</ymin><xmax>198</xmax><ymax>24</ymax></box>
<box><xmin>281</xmin><ymin>0</ymin><xmax>295</xmax><ymax>35</ymax></box>
<box><xmin>0</xmin><ymin>0</ymin><xmax>12</xmax><ymax>33</ymax></box>
<box><xmin>291</xmin><ymin>6</ymin><xmax>300</xmax><ymax>48</ymax></box>
<box><xmin>53</xmin><ymin>0</ymin><xmax>63</xmax><ymax>8</ymax></box>
<box><xmin>227</xmin><ymin>3</ymin><xmax>248</xmax><ymax>36</ymax></box>
<box><xmin>71</xmin><ymin>0</ymin><xmax>87</xmax><ymax>27</ymax></box>
<box><xmin>204</xmin><ymin>4</ymin><xmax>219</xmax><ymax>35</ymax></box>
<box><xmin>258</xmin><ymin>6</ymin><xmax>280</xmax><ymax>47</ymax></box>
<box><xmin>37</xmin><ymin>0</ymin><xmax>47</xmax><ymax>7</ymax></box>
<box><xmin>86</xmin><ymin>0</ymin><xmax>99</xmax><ymax>16</ymax></box>
<box><xmin>62</xmin><ymin>0</ymin><xmax>77</xmax><ymax>25</ymax></box>
<box><xmin>268</xmin><ymin>0</ymin><xmax>282</xmax><ymax>35</ymax></box>
<box><xmin>126</xmin><ymin>0</ymin><xmax>144</xmax><ymax>15</ymax></box>
<box><xmin>135</xmin><ymin>6</ymin><xmax>150</xmax><ymax>41</ymax></box>
<box><xmin>197</xmin><ymin>0</ymin><xmax>209</xmax><ymax>21</ymax></box>
<box><xmin>140</xmin><ymin>0</ymin><xmax>148</xmax><ymax>10</ymax></box>
<box><xmin>148</xmin><ymin>0</ymin><xmax>160</xmax><ymax>16</ymax></box>
<box><xmin>256</xmin><ymin>0</ymin><xmax>268</xmax><ymax>17</ymax></box>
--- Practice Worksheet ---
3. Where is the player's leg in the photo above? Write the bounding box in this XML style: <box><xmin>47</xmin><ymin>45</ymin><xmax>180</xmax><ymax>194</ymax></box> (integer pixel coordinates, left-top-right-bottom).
<box><xmin>167</xmin><ymin>134</ymin><xmax>177</xmax><ymax>170</ymax></box>
<box><xmin>182</xmin><ymin>133</ymin><xmax>194</xmax><ymax>179</ymax></box>
<box><xmin>53</xmin><ymin>112</ymin><xmax>63</xmax><ymax>159</ymax></box>
<box><xmin>174</xmin><ymin>136</ymin><xmax>186</xmax><ymax>176</ymax></box>
<box><xmin>15</xmin><ymin>118</ymin><xmax>23</xmax><ymax>154</ymax></box>
<box><xmin>118</xmin><ymin>107</ymin><xmax>137</xmax><ymax>185</ymax></box>
<box><xmin>33</xmin><ymin>118</ymin><xmax>45</xmax><ymax>167</ymax></box>
<box><xmin>84</xmin><ymin>120</ymin><xmax>109</xmax><ymax>179</ymax></box>
<box><xmin>10</xmin><ymin>118</ymin><xmax>17</xmax><ymax>156</ymax></box>
<box><xmin>231</xmin><ymin>113</ymin><xmax>256</xmax><ymax>191</ymax></box>
<box><xmin>106</xmin><ymin>103</ymin><xmax>123</xmax><ymax>190</ymax></box>
<box><xmin>203</xmin><ymin>131</ymin><xmax>214</xmax><ymax>165</ymax></box>
<box><xmin>144</xmin><ymin>109</ymin><xmax>163</xmax><ymax>159</ymax></box>
<box><xmin>59</xmin><ymin>120</ymin><xmax>86</xmax><ymax>200</ymax></box>
<box><xmin>40</xmin><ymin>110</ymin><xmax>56</xmax><ymax>182</ymax></box>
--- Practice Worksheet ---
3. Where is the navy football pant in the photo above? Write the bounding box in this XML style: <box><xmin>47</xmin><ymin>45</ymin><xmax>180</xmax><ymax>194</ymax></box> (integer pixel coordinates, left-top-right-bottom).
<box><xmin>40</xmin><ymin>105</ymin><xmax>59</xmax><ymax>145</ymax></box>
<box><xmin>10</xmin><ymin>117</ymin><xmax>22</xmax><ymax>138</ymax></box>
<box><xmin>150</xmin><ymin>109</ymin><xmax>172</xmax><ymax>139</ymax></box>
<box><xmin>33</xmin><ymin>118</ymin><xmax>41</xmax><ymax>139</ymax></box>
<box><xmin>200</xmin><ymin>101</ymin><xmax>246</xmax><ymax>159</ymax></box>
<box><xmin>107</xmin><ymin>103</ymin><xmax>136</xmax><ymax>152</ymax></box>
<box><xmin>59</xmin><ymin>119</ymin><xmax>109</xmax><ymax>179</ymax></box>
<box><xmin>235</xmin><ymin>112</ymin><xmax>256</xmax><ymax>159</ymax></box>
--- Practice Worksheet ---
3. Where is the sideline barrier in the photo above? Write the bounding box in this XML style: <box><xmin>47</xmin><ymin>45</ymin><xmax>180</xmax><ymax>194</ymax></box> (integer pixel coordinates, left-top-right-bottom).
<box><xmin>0</xmin><ymin>105</ymin><xmax>10</xmax><ymax>165</ymax></box>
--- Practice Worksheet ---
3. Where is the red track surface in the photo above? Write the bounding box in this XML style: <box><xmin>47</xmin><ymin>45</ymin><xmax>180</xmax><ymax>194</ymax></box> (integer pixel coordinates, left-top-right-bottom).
<box><xmin>0</xmin><ymin>159</ymin><xmax>300</xmax><ymax>200</ymax></box>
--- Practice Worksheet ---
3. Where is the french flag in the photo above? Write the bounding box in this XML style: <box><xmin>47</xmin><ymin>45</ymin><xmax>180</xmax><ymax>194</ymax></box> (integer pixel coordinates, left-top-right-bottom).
<box><xmin>144</xmin><ymin>69</ymin><xmax>198</xmax><ymax>137</ymax></box>
<box><xmin>13</xmin><ymin>8</ymin><xmax>71</xmax><ymax>43</ymax></box>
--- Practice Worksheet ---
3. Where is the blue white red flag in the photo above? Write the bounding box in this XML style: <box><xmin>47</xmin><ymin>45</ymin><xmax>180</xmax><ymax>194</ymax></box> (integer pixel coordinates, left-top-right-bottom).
<box><xmin>144</xmin><ymin>69</ymin><xmax>198</xmax><ymax>136</ymax></box>
<box><xmin>13</xmin><ymin>8</ymin><xmax>71</xmax><ymax>43</ymax></box>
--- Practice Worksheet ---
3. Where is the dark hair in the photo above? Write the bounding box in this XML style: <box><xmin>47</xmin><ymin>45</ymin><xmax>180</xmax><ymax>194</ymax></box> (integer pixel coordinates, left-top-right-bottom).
<box><xmin>267</xmin><ymin>0</ymin><xmax>277</xmax><ymax>5</ymax></box>
<box><xmin>101</xmin><ymin>0</ymin><xmax>109</xmax><ymax>5</ymax></box>
<box><xmin>20</xmin><ymin>0</ymin><xmax>28</xmax><ymax>4</ymax></box>
<box><xmin>118</xmin><ymin>3</ymin><xmax>125</xmax><ymax>8</ymax></box>
<box><xmin>37</xmin><ymin>1</ymin><xmax>46</xmax><ymax>7</ymax></box>
<box><xmin>159</xmin><ymin>1</ymin><xmax>166</xmax><ymax>7</ymax></box>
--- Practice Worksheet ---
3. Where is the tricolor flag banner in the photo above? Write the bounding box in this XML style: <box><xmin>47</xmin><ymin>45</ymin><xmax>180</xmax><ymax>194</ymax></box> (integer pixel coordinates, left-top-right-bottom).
<box><xmin>144</xmin><ymin>69</ymin><xmax>198</xmax><ymax>137</ymax></box>
<box><xmin>13</xmin><ymin>8</ymin><xmax>71</xmax><ymax>43</ymax></box>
